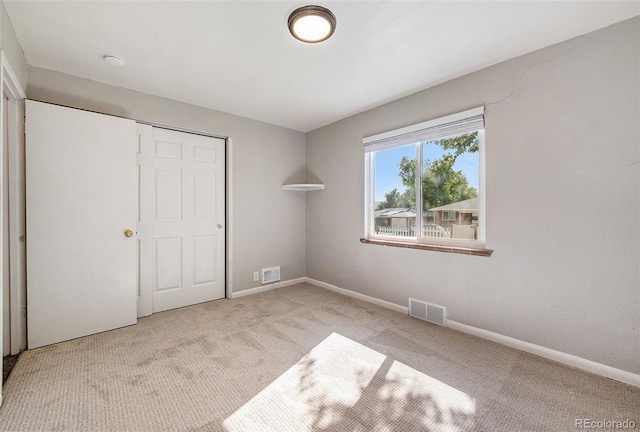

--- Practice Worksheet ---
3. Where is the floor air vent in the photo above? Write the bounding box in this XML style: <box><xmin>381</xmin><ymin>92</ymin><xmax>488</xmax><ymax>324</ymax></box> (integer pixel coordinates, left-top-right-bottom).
<box><xmin>261</xmin><ymin>266</ymin><xmax>281</xmax><ymax>284</ymax></box>
<box><xmin>409</xmin><ymin>298</ymin><xmax>447</xmax><ymax>326</ymax></box>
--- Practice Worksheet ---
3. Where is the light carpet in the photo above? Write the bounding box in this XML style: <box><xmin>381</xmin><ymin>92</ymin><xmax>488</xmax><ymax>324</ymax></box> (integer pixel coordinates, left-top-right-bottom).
<box><xmin>0</xmin><ymin>283</ymin><xmax>637</xmax><ymax>431</ymax></box>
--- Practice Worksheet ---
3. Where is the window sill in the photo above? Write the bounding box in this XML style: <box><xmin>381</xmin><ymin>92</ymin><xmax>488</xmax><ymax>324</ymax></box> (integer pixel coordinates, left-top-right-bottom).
<box><xmin>360</xmin><ymin>238</ymin><xmax>493</xmax><ymax>257</ymax></box>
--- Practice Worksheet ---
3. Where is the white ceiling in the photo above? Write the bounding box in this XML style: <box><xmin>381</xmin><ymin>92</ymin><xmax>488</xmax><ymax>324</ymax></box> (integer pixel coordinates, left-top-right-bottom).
<box><xmin>4</xmin><ymin>1</ymin><xmax>639</xmax><ymax>132</ymax></box>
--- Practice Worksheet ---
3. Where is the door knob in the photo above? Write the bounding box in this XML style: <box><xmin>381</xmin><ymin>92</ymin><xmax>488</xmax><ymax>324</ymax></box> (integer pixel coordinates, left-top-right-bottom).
<box><xmin>217</xmin><ymin>224</ymin><xmax>222</xmax><ymax>229</ymax></box>
<box><xmin>124</xmin><ymin>229</ymin><xmax>134</xmax><ymax>238</ymax></box>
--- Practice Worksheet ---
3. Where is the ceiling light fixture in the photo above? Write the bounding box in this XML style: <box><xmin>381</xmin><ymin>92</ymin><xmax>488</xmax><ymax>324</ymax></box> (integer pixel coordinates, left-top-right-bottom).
<box><xmin>103</xmin><ymin>55</ymin><xmax>125</xmax><ymax>66</ymax></box>
<box><xmin>288</xmin><ymin>5</ymin><xmax>336</xmax><ymax>43</ymax></box>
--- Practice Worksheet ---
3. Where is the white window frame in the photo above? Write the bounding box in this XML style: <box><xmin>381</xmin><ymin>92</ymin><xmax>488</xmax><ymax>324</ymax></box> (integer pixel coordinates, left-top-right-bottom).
<box><xmin>364</xmin><ymin>107</ymin><xmax>486</xmax><ymax>249</ymax></box>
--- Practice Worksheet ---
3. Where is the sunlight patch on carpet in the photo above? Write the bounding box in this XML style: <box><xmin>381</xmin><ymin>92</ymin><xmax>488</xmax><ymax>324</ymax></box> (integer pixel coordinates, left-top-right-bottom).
<box><xmin>223</xmin><ymin>332</ymin><xmax>475</xmax><ymax>431</ymax></box>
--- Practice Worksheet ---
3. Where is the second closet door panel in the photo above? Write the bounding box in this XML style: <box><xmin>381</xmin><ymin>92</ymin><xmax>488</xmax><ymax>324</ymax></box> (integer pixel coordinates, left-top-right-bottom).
<box><xmin>147</xmin><ymin>128</ymin><xmax>225</xmax><ymax>313</ymax></box>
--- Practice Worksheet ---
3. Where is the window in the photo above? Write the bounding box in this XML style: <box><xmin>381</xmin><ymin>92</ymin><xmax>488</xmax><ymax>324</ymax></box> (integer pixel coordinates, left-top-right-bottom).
<box><xmin>442</xmin><ymin>211</ymin><xmax>456</xmax><ymax>221</ymax></box>
<box><xmin>364</xmin><ymin>107</ymin><xmax>485</xmax><ymax>249</ymax></box>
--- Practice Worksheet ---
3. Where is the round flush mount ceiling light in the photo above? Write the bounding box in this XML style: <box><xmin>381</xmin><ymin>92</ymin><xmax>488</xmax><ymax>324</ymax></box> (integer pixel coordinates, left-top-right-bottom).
<box><xmin>288</xmin><ymin>5</ymin><xmax>336</xmax><ymax>43</ymax></box>
<box><xmin>103</xmin><ymin>55</ymin><xmax>125</xmax><ymax>66</ymax></box>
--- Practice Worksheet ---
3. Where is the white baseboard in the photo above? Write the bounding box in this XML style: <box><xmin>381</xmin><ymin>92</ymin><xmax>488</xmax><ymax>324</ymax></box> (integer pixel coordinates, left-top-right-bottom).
<box><xmin>447</xmin><ymin>320</ymin><xmax>640</xmax><ymax>388</ymax></box>
<box><xmin>231</xmin><ymin>277</ymin><xmax>306</xmax><ymax>299</ymax></box>
<box><xmin>304</xmin><ymin>278</ymin><xmax>409</xmax><ymax>314</ymax></box>
<box><xmin>303</xmin><ymin>278</ymin><xmax>640</xmax><ymax>388</ymax></box>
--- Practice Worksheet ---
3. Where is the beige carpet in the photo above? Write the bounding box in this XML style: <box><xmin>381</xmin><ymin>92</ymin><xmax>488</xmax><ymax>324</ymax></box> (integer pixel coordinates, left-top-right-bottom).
<box><xmin>0</xmin><ymin>283</ymin><xmax>637</xmax><ymax>431</ymax></box>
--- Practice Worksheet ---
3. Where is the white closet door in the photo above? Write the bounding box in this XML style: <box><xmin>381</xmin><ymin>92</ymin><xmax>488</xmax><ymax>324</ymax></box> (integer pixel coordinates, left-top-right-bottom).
<box><xmin>26</xmin><ymin>101</ymin><xmax>137</xmax><ymax>349</ymax></box>
<box><xmin>145</xmin><ymin>128</ymin><xmax>225</xmax><ymax>313</ymax></box>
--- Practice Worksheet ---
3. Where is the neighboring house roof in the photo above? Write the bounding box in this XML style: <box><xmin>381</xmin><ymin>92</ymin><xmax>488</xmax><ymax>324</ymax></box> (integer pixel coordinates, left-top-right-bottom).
<box><xmin>386</xmin><ymin>211</ymin><xmax>415</xmax><ymax>219</ymax></box>
<box><xmin>429</xmin><ymin>198</ymin><xmax>478</xmax><ymax>213</ymax></box>
<box><xmin>374</xmin><ymin>208</ymin><xmax>410</xmax><ymax>217</ymax></box>
<box><xmin>375</xmin><ymin>208</ymin><xmax>434</xmax><ymax>218</ymax></box>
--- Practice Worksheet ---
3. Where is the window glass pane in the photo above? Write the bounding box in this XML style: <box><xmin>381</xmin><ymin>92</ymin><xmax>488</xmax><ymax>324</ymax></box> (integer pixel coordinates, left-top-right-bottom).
<box><xmin>373</xmin><ymin>144</ymin><xmax>416</xmax><ymax>238</ymax></box>
<box><xmin>422</xmin><ymin>132</ymin><xmax>479</xmax><ymax>240</ymax></box>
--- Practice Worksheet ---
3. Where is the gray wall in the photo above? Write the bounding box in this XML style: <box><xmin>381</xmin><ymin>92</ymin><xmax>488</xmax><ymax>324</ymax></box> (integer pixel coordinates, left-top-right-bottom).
<box><xmin>305</xmin><ymin>17</ymin><xmax>640</xmax><ymax>374</ymax></box>
<box><xmin>27</xmin><ymin>68</ymin><xmax>307</xmax><ymax>294</ymax></box>
<box><xmin>0</xmin><ymin>0</ymin><xmax>27</xmax><ymax>88</ymax></box>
